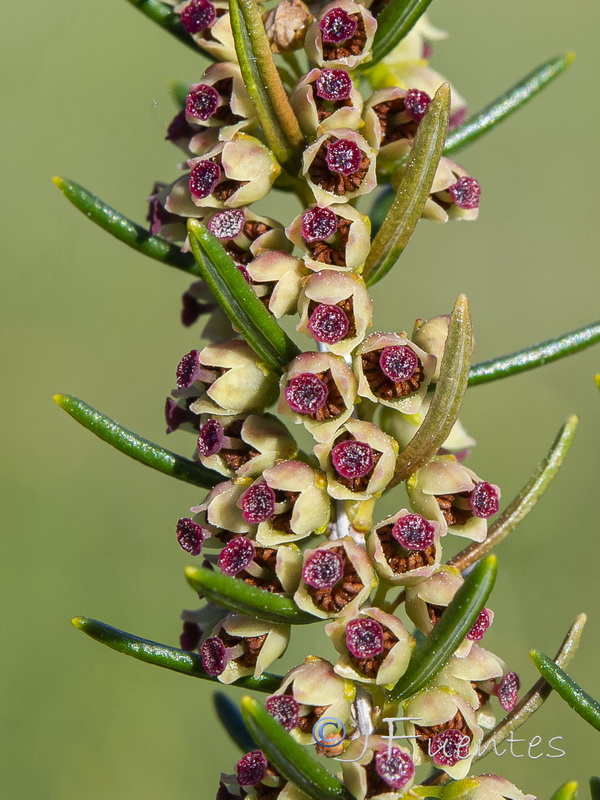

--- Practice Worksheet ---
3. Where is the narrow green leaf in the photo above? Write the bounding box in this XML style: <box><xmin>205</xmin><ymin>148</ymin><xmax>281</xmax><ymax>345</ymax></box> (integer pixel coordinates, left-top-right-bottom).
<box><xmin>531</xmin><ymin>651</ymin><xmax>600</xmax><ymax>732</ymax></box>
<box><xmin>185</xmin><ymin>566</ymin><xmax>316</xmax><ymax>625</ymax></box>
<box><xmin>53</xmin><ymin>177</ymin><xmax>198</xmax><ymax>276</ymax></box>
<box><xmin>388</xmin><ymin>555</ymin><xmax>497</xmax><ymax>702</ymax></box>
<box><xmin>241</xmin><ymin>696</ymin><xmax>355</xmax><ymax>800</ymax></box>
<box><xmin>72</xmin><ymin>617</ymin><xmax>281</xmax><ymax>692</ymax></box>
<box><xmin>370</xmin><ymin>0</ymin><xmax>435</xmax><ymax>66</ymax></box>
<box><xmin>363</xmin><ymin>83</ymin><xmax>449</xmax><ymax>287</ymax></box>
<box><xmin>187</xmin><ymin>220</ymin><xmax>300</xmax><ymax>373</ymax></box>
<box><xmin>228</xmin><ymin>0</ymin><xmax>304</xmax><ymax>172</ymax></box>
<box><xmin>468</xmin><ymin>318</ymin><xmax>600</xmax><ymax>386</ymax></box>
<box><xmin>388</xmin><ymin>294</ymin><xmax>472</xmax><ymax>487</ymax></box>
<box><xmin>590</xmin><ymin>778</ymin><xmax>600</xmax><ymax>800</ymax></box>
<box><xmin>550</xmin><ymin>783</ymin><xmax>579</xmax><ymax>800</ymax></box>
<box><xmin>54</xmin><ymin>394</ymin><xmax>220</xmax><ymax>489</ymax></box>
<box><xmin>213</xmin><ymin>692</ymin><xmax>258</xmax><ymax>752</ymax></box>
<box><xmin>124</xmin><ymin>0</ymin><xmax>213</xmax><ymax>55</ymax></box>
<box><xmin>449</xmin><ymin>415</ymin><xmax>578</xmax><ymax>572</ymax></box>
<box><xmin>445</xmin><ymin>54</ymin><xmax>575</xmax><ymax>156</ymax></box>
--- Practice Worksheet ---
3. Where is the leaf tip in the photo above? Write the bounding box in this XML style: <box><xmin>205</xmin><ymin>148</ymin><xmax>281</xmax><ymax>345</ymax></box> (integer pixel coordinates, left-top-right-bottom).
<box><xmin>187</xmin><ymin>218</ymin><xmax>203</xmax><ymax>237</ymax></box>
<box><xmin>71</xmin><ymin>616</ymin><xmax>87</xmax><ymax>630</ymax></box>
<box><xmin>240</xmin><ymin>695</ymin><xmax>257</xmax><ymax>713</ymax></box>
<box><xmin>53</xmin><ymin>393</ymin><xmax>70</xmax><ymax>408</ymax></box>
<box><xmin>52</xmin><ymin>175</ymin><xmax>66</xmax><ymax>190</ymax></box>
<box><xmin>594</xmin><ymin>374</ymin><xmax>600</xmax><ymax>390</ymax></box>
<box><xmin>565</xmin><ymin>51</ymin><xmax>577</xmax><ymax>65</ymax></box>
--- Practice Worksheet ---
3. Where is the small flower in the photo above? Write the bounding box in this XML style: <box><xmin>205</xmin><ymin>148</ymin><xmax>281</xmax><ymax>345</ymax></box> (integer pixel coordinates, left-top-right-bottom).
<box><xmin>286</xmin><ymin>204</ymin><xmax>371</xmax><ymax>272</ymax></box>
<box><xmin>264</xmin><ymin>0</ymin><xmax>313</xmax><ymax>53</ymax></box>
<box><xmin>494</xmin><ymin>670</ymin><xmax>521</xmax><ymax>712</ymax></box>
<box><xmin>408</xmin><ymin>157</ymin><xmax>480</xmax><ymax>222</ymax></box>
<box><xmin>165</xmin><ymin>396</ymin><xmax>202</xmax><ymax>434</ymax></box>
<box><xmin>205</xmin><ymin>207</ymin><xmax>292</xmax><ymax>265</ymax></box>
<box><xmin>236</xmin><ymin>750</ymin><xmax>268</xmax><ymax>786</ymax></box>
<box><xmin>176</xmin><ymin>517</ymin><xmax>208</xmax><ymax>555</ymax></box>
<box><xmin>173</xmin><ymin>0</ymin><xmax>236</xmax><ymax>62</ymax></box>
<box><xmin>407</xmin><ymin>456</ymin><xmax>501</xmax><ymax>541</ymax></box>
<box><xmin>244</xmin><ymin>251</ymin><xmax>306</xmax><ymax>318</ymax></box>
<box><xmin>367</xmin><ymin>508</ymin><xmax>442</xmax><ymax>586</ymax></box>
<box><xmin>342</xmin><ymin>735</ymin><xmax>415</xmax><ymax>800</ymax></box>
<box><xmin>305</xmin><ymin>0</ymin><xmax>377</xmax><ymax>69</ymax></box>
<box><xmin>147</xmin><ymin>181</ymin><xmax>188</xmax><ymax>242</ymax></box>
<box><xmin>296</xmin><ymin>271</ymin><xmax>373</xmax><ymax>355</ymax></box>
<box><xmin>326</xmin><ymin>607</ymin><xmax>414</xmax><ymax>685</ymax></box>
<box><xmin>194</xmin><ymin>480</ymin><xmax>250</xmax><ymax>534</ymax></box>
<box><xmin>211</xmin><ymin>538</ymin><xmax>303</xmax><ymax>596</ymax></box>
<box><xmin>185</xmin><ymin>62</ymin><xmax>255</xmax><ymax>139</ymax></box>
<box><xmin>363</xmin><ymin>87</ymin><xmax>431</xmax><ymax>169</ymax></box>
<box><xmin>412</xmin><ymin>313</ymin><xmax>476</xmax><ymax>382</ymax></box>
<box><xmin>314</xmin><ymin>419</ymin><xmax>398</xmax><ymax>500</ymax></box>
<box><xmin>290</xmin><ymin>68</ymin><xmax>364</xmax><ymax>136</ymax></box>
<box><xmin>279</xmin><ymin>351</ymin><xmax>357</xmax><ymax>443</ymax></box>
<box><xmin>266</xmin><ymin>694</ymin><xmax>300</xmax><ymax>730</ymax></box>
<box><xmin>189</xmin><ymin>339</ymin><xmax>279</xmax><ymax>416</ymax></box>
<box><xmin>302</xmin><ymin>129</ymin><xmax>377</xmax><ymax>206</ymax></box>
<box><xmin>354</xmin><ymin>333</ymin><xmax>436</xmax><ymax>413</ymax></box>
<box><xmin>403</xmin><ymin>688</ymin><xmax>483</xmax><ymax>779</ymax></box>
<box><xmin>294</xmin><ymin>537</ymin><xmax>376</xmax><ymax>619</ymax></box>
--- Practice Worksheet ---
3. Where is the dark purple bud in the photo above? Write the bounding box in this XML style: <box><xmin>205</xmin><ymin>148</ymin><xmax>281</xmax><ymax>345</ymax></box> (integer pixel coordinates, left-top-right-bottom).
<box><xmin>181</xmin><ymin>290</ymin><xmax>215</xmax><ymax>327</ymax></box>
<box><xmin>300</xmin><ymin>206</ymin><xmax>338</xmax><ymax>242</ymax></box>
<box><xmin>345</xmin><ymin>617</ymin><xmax>384</xmax><ymax>659</ymax></box>
<box><xmin>176</xmin><ymin>517</ymin><xmax>206</xmax><ymax>556</ymax></box>
<box><xmin>315</xmin><ymin>69</ymin><xmax>353</xmax><ymax>101</ymax></box>
<box><xmin>266</xmin><ymin>694</ymin><xmax>300</xmax><ymax>731</ymax></box>
<box><xmin>285</xmin><ymin>373</ymin><xmax>329</xmax><ymax>415</ymax></box>
<box><xmin>180</xmin><ymin>620</ymin><xmax>202</xmax><ymax>651</ymax></box>
<box><xmin>302</xmin><ymin>549</ymin><xmax>344</xmax><ymax>589</ymax></box>
<box><xmin>176</xmin><ymin>349</ymin><xmax>201</xmax><ymax>389</ymax></box>
<box><xmin>208</xmin><ymin>208</ymin><xmax>246</xmax><ymax>239</ymax></box>
<box><xmin>197</xmin><ymin>418</ymin><xmax>225</xmax><ymax>457</ymax></box>
<box><xmin>404</xmin><ymin>88</ymin><xmax>431</xmax><ymax>122</ymax></box>
<box><xmin>201</xmin><ymin>636</ymin><xmax>227</xmax><ymax>676</ymax></box>
<box><xmin>308</xmin><ymin>304</ymin><xmax>350</xmax><ymax>345</ymax></box>
<box><xmin>497</xmin><ymin>671</ymin><xmax>520</xmax><ymax>712</ymax></box>
<box><xmin>320</xmin><ymin>8</ymin><xmax>358</xmax><ymax>43</ymax></box>
<box><xmin>379</xmin><ymin>345</ymin><xmax>419</xmax><ymax>382</ymax></box>
<box><xmin>241</xmin><ymin>482</ymin><xmax>276</xmax><ymax>524</ymax></box>
<box><xmin>189</xmin><ymin>160</ymin><xmax>221</xmax><ymax>200</ymax></box>
<box><xmin>469</xmin><ymin>481</ymin><xmax>500</xmax><ymax>518</ymax></box>
<box><xmin>186</xmin><ymin>84</ymin><xmax>221</xmax><ymax>121</ymax></box>
<box><xmin>180</xmin><ymin>0</ymin><xmax>217</xmax><ymax>34</ymax></box>
<box><xmin>218</xmin><ymin>536</ymin><xmax>256</xmax><ymax>576</ymax></box>
<box><xmin>331</xmin><ymin>440</ymin><xmax>374</xmax><ymax>479</ymax></box>
<box><xmin>374</xmin><ymin>747</ymin><xmax>415</xmax><ymax>789</ymax></box>
<box><xmin>429</xmin><ymin>728</ymin><xmax>471</xmax><ymax>767</ymax></box>
<box><xmin>235</xmin><ymin>750</ymin><xmax>268</xmax><ymax>786</ymax></box>
<box><xmin>325</xmin><ymin>138</ymin><xmax>362</xmax><ymax>176</ymax></box>
<box><xmin>448</xmin><ymin>176</ymin><xmax>481</xmax><ymax>209</ymax></box>
<box><xmin>392</xmin><ymin>514</ymin><xmax>435</xmax><ymax>551</ymax></box>
<box><xmin>165</xmin><ymin>397</ymin><xmax>198</xmax><ymax>434</ymax></box>
<box><xmin>166</xmin><ymin>109</ymin><xmax>196</xmax><ymax>143</ymax></box>
<box><xmin>466</xmin><ymin>607</ymin><xmax>492</xmax><ymax>641</ymax></box>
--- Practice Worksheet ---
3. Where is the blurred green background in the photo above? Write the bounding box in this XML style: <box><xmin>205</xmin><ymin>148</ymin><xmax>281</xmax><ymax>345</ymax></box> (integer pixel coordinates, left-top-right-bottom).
<box><xmin>3</xmin><ymin>0</ymin><xmax>600</xmax><ymax>797</ymax></box>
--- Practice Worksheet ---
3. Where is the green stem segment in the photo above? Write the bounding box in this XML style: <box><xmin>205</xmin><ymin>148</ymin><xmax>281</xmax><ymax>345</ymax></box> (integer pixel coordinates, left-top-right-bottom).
<box><xmin>363</xmin><ymin>83</ymin><xmax>450</xmax><ymax>287</ymax></box>
<box><xmin>54</xmin><ymin>394</ymin><xmax>220</xmax><ymax>489</ymax></box>
<box><xmin>72</xmin><ymin>617</ymin><xmax>282</xmax><ymax>692</ymax></box>
<box><xmin>241</xmin><ymin>696</ymin><xmax>355</xmax><ymax>800</ymax></box>
<box><xmin>388</xmin><ymin>555</ymin><xmax>497</xmax><ymax>702</ymax></box>
<box><xmin>53</xmin><ymin>177</ymin><xmax>199</xmax><ymax>275</ymax></box>
<box><xmin>531</xmin><ymin>651</ymin><xmax>600</xmax><ymax>732</ymax></box>
<box><xmin>370</xmin><ymin>0</ymin><xmax>435</xmax><ymax>66</ymax></box>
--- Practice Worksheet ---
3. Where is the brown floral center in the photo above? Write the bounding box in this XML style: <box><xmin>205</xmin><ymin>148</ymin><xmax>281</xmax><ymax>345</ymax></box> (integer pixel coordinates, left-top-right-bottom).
<box><xmin>306</xmin><ymin>217</ymin><xmax>352</xmax><ymax>266</ymax></box>
<box><xmin>219</xmin><ymin>628</ymin><xmax>268</xmax><ymax>668</ymax></box>
<box><xmin>308</xmin><ymin>138</ymin><xmax>369</xmax><ymax>196</ymax></box>
<box><xmin>377</xmin><ymin>524</ymin><xmax>437</xmax><ymax>574</ymax></box>
<box><xmin>372</xmin><ymin>96</ymin><xmax>419</xmax><ymax>146</ymax></box>
<box><xmin>361</xmin><ymin>347</ymin><xmax>424</xmax><ymax>401</ymax></box>
<box><xmin>239</xmin><ymin>546</ymin><xmax>285</xmax><ymax>593</ymax></box>
<box><xmin>269</xmin><ymin>490</ymin><xmax>302</xmax><ymax>535</ymax></box>
<box><xmin>210</xmin><ymin>78</ymin><xmax>244</xmax><ymax>126</ymax></box>
<box><xmin>306</xmin><ymin>545</ymin><xmax>364</xmax><ymax>612</ymax></box>
<box><xmin>435</xmin><ymin>492</ymin><xmax>473</xmax><ymax>526</ymax></box>
<box><xmin>414</xmin><ymin>710</ymin><xmax>473</xmax><ymax>757</ymax></box>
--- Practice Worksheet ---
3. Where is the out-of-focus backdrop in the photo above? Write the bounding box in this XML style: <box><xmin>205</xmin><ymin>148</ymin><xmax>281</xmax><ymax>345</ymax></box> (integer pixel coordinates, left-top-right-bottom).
<box><xmin>3</xmin><ymin>0</ymin><xmax>600</xmax><ymax>797</ymax></box>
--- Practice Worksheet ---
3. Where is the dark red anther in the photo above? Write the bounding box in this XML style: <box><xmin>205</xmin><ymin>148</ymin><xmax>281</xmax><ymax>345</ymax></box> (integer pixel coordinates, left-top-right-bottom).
<box><xmin>392</xmin><ymin>514</ymin><xmax>435</xmax><ymax>550</ymax></box>
<box><xmin>320</xmin><ymin>8</ymin><xmax>358</xmax><ymax>43</ymax></box>
<box><xmin>308</xmin><ymin>304</ymin><xmax>350</xmax><ymax>345</ymax></box>
<box><xmin>345</xmin><ymin>617</ymin><xmax>385</xmax><ymax>659</ymax></box>
<box><xmin>285</xmin><ymin>373</ymin><xmax>329</xmax><ymax>415</ymax></box>
<box><xmin>189</xmin><ymin>160</ymin><xmax>221</xmax><ymax>199</ymax></box>
<box><xmin>331</xmin><ymin>440</ymin><xmax>374</xmax><ymax>479</ymax></box>
<box><xmin>302</xmin><ymin>549</ymin><xmax>344</xmax><ymax>589</ymax></box>
<box><xmin>325</xmin><ymin>138</ymin><xmax>362</xmax><ymax>176</ymax></box>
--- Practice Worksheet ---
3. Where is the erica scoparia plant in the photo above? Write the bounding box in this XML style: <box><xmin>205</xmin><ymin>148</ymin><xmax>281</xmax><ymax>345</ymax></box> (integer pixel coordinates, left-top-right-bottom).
<box><xmin>54</xmin><ymin>0</ymin><xmax>600</xmax><ymax>796</ymax></box>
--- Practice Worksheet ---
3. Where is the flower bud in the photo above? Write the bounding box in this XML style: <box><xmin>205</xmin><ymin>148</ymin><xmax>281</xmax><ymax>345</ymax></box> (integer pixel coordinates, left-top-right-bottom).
<box><xmin>342</xmin><ymin>735</ymin><xmax>415</xmax><ymax>800</ymax></box>
<box><xmin>286</xmin><ymin>204</ymin><xmax>371</xmax><ymax>273</ymax></box>
<box><xmin>314</xmin><ymin>419</ymin><xmax>398</xmax><ymax>500</ymax></box>
<box><xmin>367</xmin><ymin>508</ymin><xmax>442</xmax><ymax>586</ymax></box>
<box><xmin>401</xmin><ymin>157</ymin><xmax>480</xmax><ymax>223</ymax></box>
<box><xmin>264</xmin><ymin>0</ymin><xmax>313</xmax><ymax>53</ymax></box>
<box><xmin>185</xmin><ymin>62</ymin><xmax>255</xmax><ymax>140</ymax></box>
<box><xmin>279</xmin><ymin>351</ymin><xmax>357</xmax><ymax>443</ymax></box>
<box><xmin>305</xmin><ymin>0</ymin><xmax>377</xmax><ymax>69</ymax></box>
<box><xmin>290</xmin><ymin>68</ymin><xmax>363</xmax><ymax>136</ymax></box>
<box><xmin>302</xmin><ymin>129</ymin><xmax>377</xmax><ymax>206</ymax></box>
<box><xmin>245</xmin><ymin>251</ymin><xmax>306</xmax><ymax>318</ymax></box>
<box><xmin>294</xmin><ymin>537</ymin><xmax>376</xmax><ymax>619</ymax></box>
<box><xmin>326</xmin><ymin>607</ymin><xmax>414</xmax><ymax>685</ymax></box>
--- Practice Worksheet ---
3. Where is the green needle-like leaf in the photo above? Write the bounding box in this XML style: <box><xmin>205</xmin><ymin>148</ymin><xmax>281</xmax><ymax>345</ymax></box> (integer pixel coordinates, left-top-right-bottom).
<box><xmin>449</xmin><ymin>415</ymin><xmax>578</xmax><ymax>572</ymax></box>
<box><xmin>185</xmin><ymin>567</ymin><xmax>316</xmax><ymax>625</ymax></box>
<box><xmin>241</xmin><ymin>696</ymin><xmax>355</xmax><ymax>800</ymax></box>
<box><xmin>389</xmin><ymin>294</ymin><xmax>471</xmax><ymax>488</ymax></box>
<box><xmin>229</xmin><ymin>0</ymin><xmax>304</xmax><ymax>172</ymax></box>
<box><xmin>388</xmin><ymin>555</ymin><xmax>497</xmax><ymax>702</ymax></box>
<box><xmin>72</xmin><ymin>617</ymin><xmax>282</xmax><ymax>691</ymax></box>
<box><xmin>445</xmin><ymin>54</ymin><xmax>575</xmax><ymax>156</ymax></box>
<box><xmin>54</xmin><ymin>394</ymin><xmax>220</xmax><ymax>489</ymax></box>
<box><xmin>590</xmin><ymin>778</ymin><xmax>600</xmax><ymax>800</ymax></box>
<box><xmin>53</xmin><ymin>177</ymin><xmax>198</xmax><ymax>276</ymax></box>
<box><xmin>531</xmin><ymin>651</ymin><xmax>600</xmax><ymax>732</ymax></box>
<box><xmin>468</xmin><ymin>319</ymin><xmax>600</xmax><ymax>386</ymax></box>
<box><xmin>363</xmin><ymin>83</ymin><xmax>449</xmax><ymax>287</ymax></box>
<box><xmin>124</xmin><ymin>0</ymin><xmax>213</xmax><ymax>55</ymax></box>
<box><xmin>187</xmin><ymin>220</ymin><xmax>300</xmax><ymax>374</ymax></box>
<box><xmin>213</xmin><ymin>692</ymin><xmax>258</xmax><ymax>752</ymax></box>
<box><xmin>550</xmin><ymin>782</ymin><xmax>579</xmax><ymax>800</ymax></box>
<box><xmin>370</xmin><ymin>0</ymin><xmax>435</xmax><ymax>66</ymax></box>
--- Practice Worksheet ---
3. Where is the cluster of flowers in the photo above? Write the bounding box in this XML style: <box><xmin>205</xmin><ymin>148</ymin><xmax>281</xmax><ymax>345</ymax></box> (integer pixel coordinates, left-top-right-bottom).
<box><xmin>153</xmin><ymin>0</ymin><xmax>527</xmax><ymax>795</ymax></box>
